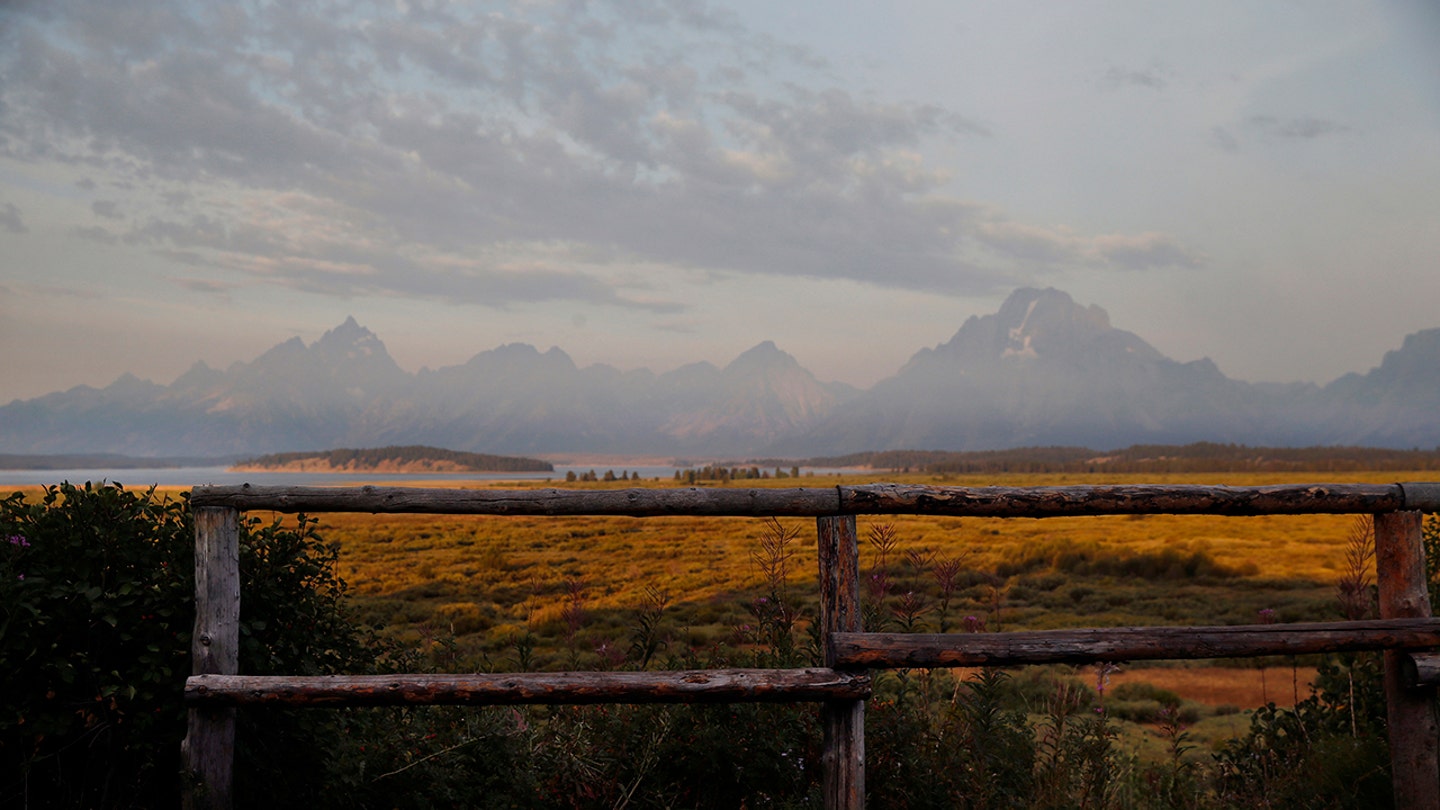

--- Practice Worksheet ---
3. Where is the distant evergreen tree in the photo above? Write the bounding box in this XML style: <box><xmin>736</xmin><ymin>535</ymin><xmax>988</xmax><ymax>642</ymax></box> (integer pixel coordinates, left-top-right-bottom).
<box><xmin>237</xmin><ymin>445</ymin><xmax>552</xmax><ymax>472</ymax></box>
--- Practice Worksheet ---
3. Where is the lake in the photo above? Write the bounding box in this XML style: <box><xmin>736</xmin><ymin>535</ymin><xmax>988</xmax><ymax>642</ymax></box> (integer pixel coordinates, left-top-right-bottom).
<box><xmin>0</xmin><ymin>464</ymin><xmax>860</xmax><ymax>489</ymax></box>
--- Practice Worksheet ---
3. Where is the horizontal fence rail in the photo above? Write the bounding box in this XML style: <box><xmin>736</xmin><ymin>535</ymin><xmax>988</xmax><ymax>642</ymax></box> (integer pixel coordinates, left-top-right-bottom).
<box><xmin>183</xmin><ymin>481</ymin><xmax>1440</xmax><ymax>810</ymax></box>
<box><xmin>185</xmin><ymin>668</ymin><xmax>871</xmax><ymax>707</ymax></box>
<box><xmin>832</xmin><ymin>618</ymin><xmax>1440</xmax><ymax>668</ymax></box>
<box><xmin>191</xmin><ymin>481</ymin><xmax>1440</xmax><ymax>516</ymax></box>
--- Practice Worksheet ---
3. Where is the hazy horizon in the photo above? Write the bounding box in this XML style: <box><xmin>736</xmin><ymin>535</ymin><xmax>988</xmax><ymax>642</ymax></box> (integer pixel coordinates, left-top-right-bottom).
<box><xmin>3</xmin><ymin>1</ymin><xmax>1438</xmax><ymax>402</ymax></box>
<box><xmin>4</xmin><ymin>293</ymin><xmax>1431</xmax><ymax>406</ymax></box>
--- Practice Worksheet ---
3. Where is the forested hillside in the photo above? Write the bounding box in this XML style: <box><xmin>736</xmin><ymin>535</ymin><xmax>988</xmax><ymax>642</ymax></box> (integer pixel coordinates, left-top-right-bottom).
<box><xmin>234</xmin><ymin>445</ymin><xmax>552</xmax><ymax>472</ymax></box>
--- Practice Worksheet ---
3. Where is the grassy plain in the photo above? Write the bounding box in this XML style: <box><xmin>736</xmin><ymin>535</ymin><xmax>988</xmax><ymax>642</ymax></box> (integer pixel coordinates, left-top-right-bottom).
<box><xmin>18</xmin><ymin>469</ymin><xmax>1426</xmax><ymax>764</ymax></box>
<box><xmin>300</xmin><ymin>470</ymin><xmax>1414</xmax><ymax>677</ymax></box>
<box><xmin>298</xmin><ymin>466</ymin><xmax>1409</xmax><ymax>762</ymax></box>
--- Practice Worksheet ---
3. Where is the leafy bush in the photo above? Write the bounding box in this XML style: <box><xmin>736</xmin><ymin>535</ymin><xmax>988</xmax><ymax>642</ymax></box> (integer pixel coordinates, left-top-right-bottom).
<box><xmin>1213</xmin><ymin>691</ymin><xmax>1391</xmax><ymax>809</ymax></box>
<box><xmin>0</xmin><ymin>483</ymin><xmax>383</xmax><ymax>809</ymax></box>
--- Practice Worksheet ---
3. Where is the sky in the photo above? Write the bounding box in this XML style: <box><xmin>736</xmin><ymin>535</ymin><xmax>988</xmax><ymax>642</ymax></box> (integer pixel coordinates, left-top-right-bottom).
<box><xmin>2</xmin><ymin>0</ymin><xmax>1438</xmax><ymax>404</ymax></box>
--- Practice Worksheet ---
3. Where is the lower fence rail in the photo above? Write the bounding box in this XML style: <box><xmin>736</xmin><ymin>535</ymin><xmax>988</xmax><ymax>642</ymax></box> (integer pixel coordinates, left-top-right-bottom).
<box><xmin>833</xmin><ymin>617</ymin><xmax>1440</xmax><ymax>668</ymax></box>
<box><xmin>185</xmin><ymin>668</ymin><xmax>871</xmax><ymax>707</ymax></box>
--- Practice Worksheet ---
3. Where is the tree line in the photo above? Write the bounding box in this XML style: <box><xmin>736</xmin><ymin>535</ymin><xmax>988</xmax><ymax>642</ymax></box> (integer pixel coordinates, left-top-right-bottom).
<box><xmin>236</xmin><ymin>445</ymin><xmax>553</xmax><ymax>472</ymax></box>
<box><xmin>793</xmin><ymin>442</ymin><xmax>1440</xmax><ymax>474</ymax></box>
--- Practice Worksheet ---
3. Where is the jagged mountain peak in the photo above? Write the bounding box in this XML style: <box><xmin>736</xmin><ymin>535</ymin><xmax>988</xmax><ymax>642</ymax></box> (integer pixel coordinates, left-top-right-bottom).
<box><xmin>325</xmin><ymin>314</ymin><xmax>366</xmax><ymax>337</ymax></box>
<box><xmin>724</xmin><ymin>340</ymin><xmax>802</xmax><ymax>376</ymax></box>
<box><xmin>661</xmin><ymin>341</ymin><xmax>842</xmax><ymax>449</ymax></box>
<box><xmin>460</xmin><ymin>342</ymin><xmax>577</xmax><ymax>372</ymax></box>
<box><xmin>996</xmin><ymin>287</ymin><xmax>1109</xmax><ymax>328</ymax></box>
<box><xmin>255</xmin><ymin>335</ymin><xmax>307</xmax><ymax>361</ymax></box>
<box><xmin>313</xmin><ymin>317</ymin><xmax>391</xmax><ymax>360</ymax></box>
<box><xmin>943</xmin><ymin>287</ymin><xmax>1116</xmax><ymax>360</ymax></box>
<box><xmin>1377</xmin><ymin>328</ymin><xmax>1440</xmax><ymax>377</ymax></box>
<box><xmin>918</xmin><ymin>287</ymin><xmax>1157</xmax><ymax>371</ymax></box>
<box><xmin>106</xmin><ymin>372</ymin><xmax>162</xmax><ymax>393</ymax></box>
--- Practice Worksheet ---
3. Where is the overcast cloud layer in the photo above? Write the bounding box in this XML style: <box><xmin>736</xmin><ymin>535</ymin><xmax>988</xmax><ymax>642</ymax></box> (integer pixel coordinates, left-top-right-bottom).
<box><xmin>2</xmin><ymin>1</ymin><xmax>1438</xmax><ymax>403</ymax></box>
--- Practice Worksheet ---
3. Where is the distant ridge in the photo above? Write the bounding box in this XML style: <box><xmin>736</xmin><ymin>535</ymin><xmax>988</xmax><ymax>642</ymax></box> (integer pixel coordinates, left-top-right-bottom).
<box><xmin>2</xmin><ymin>287</ymin><xmax>1439</xmax><ymax>456</ymax></box>
<box><xmin>232</xmin><ymin>446</ymin><xmax>552</xmax><ymax>473</ymax></box>
<box><xmin>795</xmin><ymin>443</ymin><xmax>1440</xmax><ymax>475</ymax></box>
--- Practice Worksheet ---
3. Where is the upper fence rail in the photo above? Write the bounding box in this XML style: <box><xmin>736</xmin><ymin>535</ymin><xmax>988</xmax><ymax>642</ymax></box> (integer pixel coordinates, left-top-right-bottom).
<box><xmin>191</xmin><ymin>481</ymin><xmax>1440</xmax><ymax>517</ymax></box>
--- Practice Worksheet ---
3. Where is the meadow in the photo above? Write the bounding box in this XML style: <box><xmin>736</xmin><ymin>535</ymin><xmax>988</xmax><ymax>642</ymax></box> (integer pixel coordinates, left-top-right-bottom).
<box><xmin>7</xmin><ymin>469</ymin><xmax>1427</xmax><ymax>806</ymax></box>
<box><xmin>314</xmin><ymin>471</ymin><xmax>1389</xmax><ymax>630</ymax></box>
<box><xmin>275</xmin><ymin>468</ymin><xmax>1418</xmax><ymax>757</ymax></box>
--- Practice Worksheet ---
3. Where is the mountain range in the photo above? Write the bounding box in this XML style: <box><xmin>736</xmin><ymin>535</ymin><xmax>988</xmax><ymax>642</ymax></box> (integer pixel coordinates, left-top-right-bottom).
<box><xmin>3</xmin><ymin>287</ymin><xmax>1438</xmax><ymax>458</ymax></box>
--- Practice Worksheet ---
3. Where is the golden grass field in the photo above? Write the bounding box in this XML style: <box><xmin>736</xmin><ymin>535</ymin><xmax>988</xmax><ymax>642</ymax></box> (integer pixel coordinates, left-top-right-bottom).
<box><xmin>329</xmin><ymin>468</ymin><xmax>1420</xmax><ymax>760</ymax></box>
<box><xmin>266</xmin><ymin>471</ymin><xmax>1418</xmax><ymax>693</ymax></box>
<box><xmin>20</xmin><ymin>468</ymin><xmax>1426</xmax><ymax>759</ymax></box>
<box><xmin>116</xmin><ymin>470</ymin><xmax>1418</xmax><ymax>654</ymax></box>
<box><xmin>45</xmin><ymin>474</ymin><xmax>1424</xmax><ymax>667</ymax></box>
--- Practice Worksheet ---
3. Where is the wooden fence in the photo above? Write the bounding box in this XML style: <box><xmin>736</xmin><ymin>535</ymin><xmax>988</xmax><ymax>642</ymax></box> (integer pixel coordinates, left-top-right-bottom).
<box><xmin>183</xmin><ymin>481</ymin><xmax>1440</xmax><ymax>809</ymax></box>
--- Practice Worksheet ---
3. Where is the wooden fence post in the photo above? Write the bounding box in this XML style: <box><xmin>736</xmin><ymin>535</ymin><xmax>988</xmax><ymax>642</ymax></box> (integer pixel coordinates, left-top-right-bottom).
<box><xmin>818</xmin><ymin>514</ymin><xmax>864</xmax><ymax>810</ymax></box>
<box><xmin>182</xmin><ymin>506</ymin><xmax>241</xmax><ymax>810</ymax></box>
<box><xmin>1376</xmin><ymin>510</ymin><xmax>1440</xmax><ymax>810</ymax></box>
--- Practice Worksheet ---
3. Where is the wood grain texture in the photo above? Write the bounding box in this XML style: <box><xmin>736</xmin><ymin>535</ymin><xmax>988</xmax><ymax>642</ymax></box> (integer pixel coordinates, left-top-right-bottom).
<box><xmin>189</xmin><ymin>481</ymin><xmax>1439</xmax><ymax>518</ymax></box>
<box><xmin>841</xmin><ymin>482</ymin><xmax>1407</xmax><ymax>516</ymax></box>
<box><xmin>833</xmin><ymin>619</ymin><xmax>1440</xmax><ymax>668</ymax></box>
<box><xmin>817</xmin><ymin>515</ymin><xmax>865</xmax><ymax>810</ymax></box>
<box><xmin>182</xmin><ymin>507</ymin><xmax>240</xmax><ymax>810</ymax></box>
<box><xmin>185</xmin><ymin>669</ymin><xmax>871</xmax><ymax>706</ymax></box>
<box><xmin>1376</xmin><ymin>511</ymin><xmax>1440</xmax><ymax>810</ymax></box>
<box><xmin>191</xmin><ymin>484</ymin><xmax>840</xmax><ymax>516</ymax></box>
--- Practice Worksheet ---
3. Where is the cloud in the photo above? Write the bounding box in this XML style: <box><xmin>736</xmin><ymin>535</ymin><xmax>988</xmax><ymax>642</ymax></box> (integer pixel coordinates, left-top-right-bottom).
<box><xmin>113</xmin><ymin>199</ymin><xmax>685</xmax><ymax>312</ymax></box>
<box><xmin>72</xmin><ymin>225</ymin><xmax>120</xmax><ymax>245</ymax></box>
<box><xmin>1248</xmin><ymin>115</ymin><xmax>1354</xmax><ymax>139</ymax></box>
<box><xmin>653</xmin><ymin>319</ymin><xmax>698</xmax><ymax>335</ymax></box>
<box><xmin>976</xmin><ymin>220</ymin><xmax>1203</xmax><ymax>271</ymax></box>
<box><xmin>1209</xmin><ymin>126</ymin><xmax>1241</xmax><ymax>154</ymax></box>
<box><xmin>91</xmin><ymin>200</ymin><xmax>122</xmax><ymax>219</ymax></box>
<box><xmin>171</xmin><ymin>276</ymin><xmax>237</xmax><ymax>296</ymax></box>
<box><xmin>1090</xmin><ymin>232</ymin><xmax>1204</xmax><ymax>270</ymax></box>
<box><xmin>1101</xmin><ymin>64</ymin><xmax>1170</xmax><ymax>90</ymax></box>
<box><xmin>974</xmin><ymin>221</ymin><xmax>1083</xmax><ymax>265</ymax></box>
<box><xmin>0</xmin><ymin>202</ymin><xmax>26</xmax><ymax>234</ymax></box>
<box><xmin>8</xmin><ymin>280</ymin><xmax>105</xmax><ymax>301</ymax></box>
<box><xmin>0</xmin><ymin>0</ymin><xmax>1180</xmax><ymax>306</ymax></box>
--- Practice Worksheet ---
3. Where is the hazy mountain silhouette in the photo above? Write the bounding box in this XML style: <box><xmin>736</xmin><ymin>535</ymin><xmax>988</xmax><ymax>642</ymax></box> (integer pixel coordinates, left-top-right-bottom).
<box><xmin>774</xmin><ymin>288</ymin><xmax>1271</xmax><ymax>454</ymax></box>
<box><xmin>2</xmin><ymin>289</ymin><xmax>1437</xmax><ymax>457</ymax></box>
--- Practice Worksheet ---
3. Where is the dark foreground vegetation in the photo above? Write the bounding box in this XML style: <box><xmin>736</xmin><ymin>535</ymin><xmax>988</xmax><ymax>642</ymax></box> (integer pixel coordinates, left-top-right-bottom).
<box><xmin>1</xmin><ymin>482</ymin><xmax>1436</xmax><ymax>808</ymax></box>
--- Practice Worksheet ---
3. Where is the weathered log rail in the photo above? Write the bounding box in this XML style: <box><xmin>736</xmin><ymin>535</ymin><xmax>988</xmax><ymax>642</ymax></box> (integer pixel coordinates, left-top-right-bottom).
<box><xmin>190</xmin><ymin>480</ymin><xmax>1440</xmax><ymax>516</ymax></box>
<box><xmin>834</xmin><ymin>618</ymin><xmax>1440</xmax><ymax>668</ymax></box>
<box><xmin>183</xmin><ymin>482</ymin><xmax>1440</xmax><ymax>810</ymax></box>
<box><xmin>185</xmin><ymin>668</ymin><xmax>871</xmax><ymax>707</ymax></box>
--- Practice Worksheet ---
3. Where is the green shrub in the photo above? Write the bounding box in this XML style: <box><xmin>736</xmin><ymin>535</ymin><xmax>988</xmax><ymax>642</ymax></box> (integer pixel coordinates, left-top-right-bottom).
<box><xmin>1</xmin><ymin>483</ymin><xmax>194</xmax><ymax>808</ymax></box>
<box><xmin>0</xmin><ymin>483</ymin><xmax>384</xmax><ymax>810</ymax></box>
